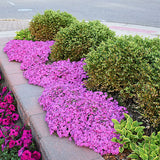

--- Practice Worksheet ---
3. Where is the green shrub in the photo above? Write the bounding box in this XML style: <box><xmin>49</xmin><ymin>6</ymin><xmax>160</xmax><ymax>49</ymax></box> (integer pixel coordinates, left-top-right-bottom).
<box><xmin>14</xmin><ymin>28</ymin><xmax>35</xmax><ymax>41</ymax></box>
<box><xmin>84</xmin><ymin>35</ymin><xmax>160</xmax><ymax>128</ymax></box>
<box><xmin>49</xmin><ymin>20</ymin><xmax>115</xmax><ymax>62</ymax></box>
<box><xmin>112</xmin><ymin>114</ymin><xmax>160</xmax><ymax>160</ymax></box>
<box><xmin>29</xmin><ymin>10</ymin><xmax>77</xmax><ymax>41</ymax></box>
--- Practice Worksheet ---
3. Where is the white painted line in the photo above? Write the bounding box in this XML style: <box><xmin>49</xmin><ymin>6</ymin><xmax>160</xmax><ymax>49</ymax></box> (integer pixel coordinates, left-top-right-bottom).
<box><xmin>8</xmin><ymin>1</ymin><xmax>15</xmax><ymax>6</ymax></box>
<box><xmin>17</xmin><ymin>9</ymin><xmax>32</xmax><ymax>12</ymax></box>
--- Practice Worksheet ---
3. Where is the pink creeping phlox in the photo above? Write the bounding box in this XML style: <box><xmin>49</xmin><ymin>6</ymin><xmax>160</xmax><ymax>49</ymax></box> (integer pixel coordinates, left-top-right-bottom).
<box><xmin>4</xmin><ymin>39</ymin><xmax>128</xmax><ymax>155</ymax></box>
<box><xmin>3</xmin><ymin>40</ymin><xmax>54</xmax><ymax>70</ymax></box>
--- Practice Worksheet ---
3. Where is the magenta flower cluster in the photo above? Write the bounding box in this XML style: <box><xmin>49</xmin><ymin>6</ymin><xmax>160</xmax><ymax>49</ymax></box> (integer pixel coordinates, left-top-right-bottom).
<box><xmin>0</xmin><ymin>76</ymin><xmax>41</xmax><ymax>159</ymax></box>
<box><xmin>4</xmin><ymin>40</ymin><xmax>128</xmax><ymax>155</ymax></box>
<box><xmin>0</xmin><ymin>87</ymin><xmax>19</xmax><ymax>127</ymax></box>
<box><xmin>3</xmin><ymin>40</ymin><xmax>54</xmax><ymax>70</ymax></box>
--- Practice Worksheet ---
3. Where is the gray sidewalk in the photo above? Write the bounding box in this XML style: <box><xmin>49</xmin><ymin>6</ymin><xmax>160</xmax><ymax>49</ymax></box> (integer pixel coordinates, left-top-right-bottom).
<box><xmin>0</xmin><ymin>19</ymin><xmax>160</xmax><ymax>38</ymax></box>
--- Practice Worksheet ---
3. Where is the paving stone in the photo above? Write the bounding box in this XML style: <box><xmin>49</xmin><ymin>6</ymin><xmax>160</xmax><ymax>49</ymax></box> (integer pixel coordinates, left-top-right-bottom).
<box><xmin>0</xmin><ymin>19</ymin><xmax>30</xmax><ymax>32</ymax></box>
<box><xmin>40</xmin><ymin>136</ymin><xmax>104</xmax><ymax>160</ymax></box>
<box><xmin>0</xmin><ymin>37</ymin><xmax>13</xmax><ymax>47</ymax></box>
<box><xmin>13</xmin><ymin>83</ymin><xmax>44</xmax><ymax>100</ymax></box>
<box><xmin>17</xmin><ymin>96</ymin><xmax>44</xmax><ymax>125</ymax></box>
<box><xmin>0</xmin><ymin>47</ymin><xmax>22</xmax><ymax>75</ymax></box>
<box><xmin>0</xmin><ymin>58</ymin><xmax>22</xmax><ymax>75</ymax></box>
<box><xmin>7</xmin><ymin>73</ymin><xmax>28</xmax><ymax>86</ymax></box>
<box><xmin>30</xmin><ymin>113</ymin><xmax>50</xmax><ymax>143</ymax></box>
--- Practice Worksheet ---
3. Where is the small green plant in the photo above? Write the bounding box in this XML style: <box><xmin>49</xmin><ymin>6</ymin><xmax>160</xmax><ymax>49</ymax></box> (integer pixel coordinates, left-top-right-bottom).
<box><xmin>128</xmin><ymin>132</ymin><xmax>160</xmax><ymax>160</ymax></box>
<box><xmin>111</xmin><ymin>113</ymin><xmax>145</xmax><ymax>153</ymax></box>
<box><xmin>29</xmin><ymin>10</ymin><xmax>78</xmax><ymax>41</ymax></box>
<box><xmin>112</xmin><ymin>114</ymin><xmax>160</xmax><ymax>160</ymax></box>
<box><xmin>50</xmin><ymin>20</ymin><xmax>115</xmax><ymax>62</ymax></box>
<box><xmin>14</xmin><ymin>28</ymin><xmax>35</xmax><ymax>41</ymax></box>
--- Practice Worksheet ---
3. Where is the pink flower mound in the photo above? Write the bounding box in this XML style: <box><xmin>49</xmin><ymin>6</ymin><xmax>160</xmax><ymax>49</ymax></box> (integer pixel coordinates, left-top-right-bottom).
<box><xmin>3</xmin><ymin>40</ymin><xmax>54</xmax><ymax>70</ymax></box>
<box><xmin>23</xmin><ymin>59</ymin><xmax>86</xmax><ymax>88</ymax></box>
<box><xmin>39</xmin><ymin>81</ymin><xmax>127</xmax><ymax>155</ymax></box>
<box><xmin>4</xmin><ymin>40</ymin><xmax>128</xmax><ymax>155</ymax></box>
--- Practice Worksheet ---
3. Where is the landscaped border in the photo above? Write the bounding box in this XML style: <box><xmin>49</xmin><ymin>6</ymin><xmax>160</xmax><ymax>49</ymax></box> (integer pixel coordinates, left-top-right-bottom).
<box><xmin>0</xmin><ymin>37</ymin><xmax>104</xmax><ymax>160</ymax></box>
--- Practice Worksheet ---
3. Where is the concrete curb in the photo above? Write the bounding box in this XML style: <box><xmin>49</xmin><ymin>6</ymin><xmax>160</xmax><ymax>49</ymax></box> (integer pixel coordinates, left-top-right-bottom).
<box><xmin>0</xmin><ymin>37</ymin><xmax>104</xmax><ymax>160</ymax></box>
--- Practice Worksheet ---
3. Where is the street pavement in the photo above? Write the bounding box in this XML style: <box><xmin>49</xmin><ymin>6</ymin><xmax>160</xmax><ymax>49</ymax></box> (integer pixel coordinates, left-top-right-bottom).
<box><xmin>0</xmin><ymin>0</ymin><xmax>160</xmax><ymax>28</ymax></box>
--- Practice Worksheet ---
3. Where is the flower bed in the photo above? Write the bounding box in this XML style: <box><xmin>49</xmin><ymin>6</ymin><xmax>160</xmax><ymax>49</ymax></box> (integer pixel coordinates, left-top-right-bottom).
<box><xmin>3</xmin><ymin>9</ymin><xmax>159</xmax><ymax>159</ymax></box>
<box><xmin>0</xmin><ymin>73</ymin><xmax>41</xmax><ymax>160</ymax></box>
<box><xmin>3</xmin><ymin>40</ymin><xmax>128</xmax><ymax>156</ymax></box>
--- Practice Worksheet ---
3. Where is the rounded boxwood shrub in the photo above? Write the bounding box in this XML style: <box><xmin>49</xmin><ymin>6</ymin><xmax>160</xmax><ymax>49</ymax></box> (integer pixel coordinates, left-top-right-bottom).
<box><xmin>49</xmin><ymin>20</ymin><xmax>115</xmax><ymax>62</ymax></box>
<box><xmin>84</xmin><ymin>35</ymin><xmax>160</xmax><ymax>129</ymax></box>
<box><xmin>29</xmin><ymin>10</ymin><xmax>78</xmax><ymax>41</ymax></box>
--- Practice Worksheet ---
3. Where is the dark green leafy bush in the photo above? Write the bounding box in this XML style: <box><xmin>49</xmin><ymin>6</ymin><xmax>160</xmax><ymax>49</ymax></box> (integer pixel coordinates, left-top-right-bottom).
<box><xmin>50</xmin><ymin>20</ymin><xmax>115</xmax><ymax>62</ymax></box>
<box><xmin>84</xmin><ymin>35</ymin><xmax>160</xmax><ymax>129</ymax></box>
<box><xmin>29</xmin><ymin>10</ymin><xmax>77</xmax><ymax>41</ymax></box>
<box><xmin>14</xmin><ymin>28</ymin><xmax>35</xmax><ymax>41</ymax></box>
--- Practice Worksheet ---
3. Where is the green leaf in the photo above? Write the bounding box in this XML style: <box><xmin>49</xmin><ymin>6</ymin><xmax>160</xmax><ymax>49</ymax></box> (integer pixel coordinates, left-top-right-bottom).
<box><xmin>143</xmin><ymin>143</ymin><xmax>149</xmax><ymax>153</ymax></box>
<box><xmin>125</xmin><ymin>116</ymin><xmax>133</xmax><ymax>130</ymax></box>
<box><xmin>130</xmin><ymin>143</ymin><xmax>136</xmax><ymax>151</ymax></box>
<box><xmin>123</xmin><ymin>143</ymin><xmax>129</xmax><ymax>149</ymax></box>
<box><xmin>143</xmin><ymin>135</ymin><xmax>149</xmax><ymax>141</ymax></box>
<box><xmin>132</xmin><ymin>121</ymin><xmax>139</xmax><ymax>128</ymax></box>
<box><xmin>126</xmin><ymin>130</ymin><xmax>132</xmax><ymax>139</ymax></box>
<box><xmin>123</xmin><ymin>138</ymin><xmax>130</xmax><ymax>143</ymax></box>
<box><xmin>154</xmin><ymin>147</ymin><xmax>160</xmax><ymax>155</ymax></box>
<box><xmin>153</xmin><ymin>156</ymin><xmax>159</xmax><ymax>160</ymax></box>
<box><xmin>150</xmin><ymin>151</ymin><xmax>157</xmax><ymax>159</ymax></box>
<box><xmin>150</xmin><ymin>144</ymin><xmax>158</xmax><ymax>151</ymax></box>
<box><xmin>112</xmin><ymin>119</ymin><xmax>120</xmax><ymax>125</ymax></box>
<box><xmin>111</xmin><ymin>137</ymin><xmax>118</xmax><ymax>143</ymax></box>
<box><xmin>137</xmin><ymin>131</ymin><xmax>143</xmax><ymax>139</ymax></box>
<box><xmin>135</xmin><ymin>126</ymin><xmax>145</xmax><ymax>133</ymax></box>
<box><xmin>121</xmin><ymin>120</ymin><xmax>127</xmax><ymax>128</ymax></box>
<box><xmin>115</xmin><ymin>129</ymin><xmax>123</xmax><ymax>134</ymax></box>
<box><xmin>122</xmin><ymin>128</ymin><xmax>126</xmax><ymax>135</ymax></box>
<box><xmin>140</xmin><ymin>153</ymin><xmax>148</xmax><ymax>160</ymax></box>
<box><xmin>128</xmin><ymin>153</ymin><xmax>140</xmax><ymax>159</ymax></box>
<box><xmin>114</xmin><ymin>124</ymin><xmax>121</xmax><ymax>130</ymax></box>
<box><xmin>119</xmin><ymin>147</ymin><xmax>124</xmax><ymax>153</ymax></box>
<box><xmin>124</xmin><ymin>113</ymin><xmax>129</xmax><ymax>119</ymax></box>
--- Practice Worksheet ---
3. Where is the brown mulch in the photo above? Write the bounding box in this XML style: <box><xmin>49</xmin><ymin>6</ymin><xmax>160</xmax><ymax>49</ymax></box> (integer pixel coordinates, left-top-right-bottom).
<box><xmin>103</xmin><ymin>150</ymin><xmax>132</xmax><ymax>160</ymax></box>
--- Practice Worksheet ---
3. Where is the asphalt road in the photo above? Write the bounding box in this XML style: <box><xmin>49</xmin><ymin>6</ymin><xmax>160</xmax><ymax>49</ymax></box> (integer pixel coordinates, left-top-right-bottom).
<box><xmin>0</xmin><ymin>0</ymin><xmax>160</xmax><ymax>28</ymax></box>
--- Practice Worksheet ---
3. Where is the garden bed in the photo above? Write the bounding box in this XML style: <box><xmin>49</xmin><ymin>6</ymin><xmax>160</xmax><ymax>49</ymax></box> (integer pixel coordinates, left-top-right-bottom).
<box><xmin>0</xmin><ymin>37</ymin><xmax>104</xmax><ymax>160</ymax></box>
<box><xmin>1</xmin><ymin>9</ymin><xmax>160</xmax><ymax>160</ymax></box>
